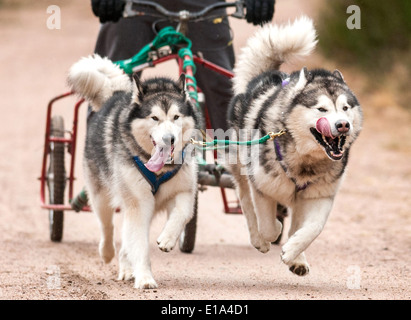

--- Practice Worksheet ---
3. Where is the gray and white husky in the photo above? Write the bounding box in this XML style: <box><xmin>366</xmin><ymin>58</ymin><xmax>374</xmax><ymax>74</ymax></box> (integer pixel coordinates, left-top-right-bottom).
<box><xmin>68</xmin><ymin>55</ymin><xmax>202</xmax><ymax>289</ymax></box>
<box><xmin>228</xmin><ymin>17</ymin><xmax>363</xmax><ymax>275</ymax></box>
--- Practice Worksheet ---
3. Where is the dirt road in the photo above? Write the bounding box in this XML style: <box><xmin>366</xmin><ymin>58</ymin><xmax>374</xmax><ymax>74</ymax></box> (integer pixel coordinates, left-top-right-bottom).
<box><xmin>0</xmin><ymin>0</ymin><xmax>410</xmax><ymax>300</ymax></box>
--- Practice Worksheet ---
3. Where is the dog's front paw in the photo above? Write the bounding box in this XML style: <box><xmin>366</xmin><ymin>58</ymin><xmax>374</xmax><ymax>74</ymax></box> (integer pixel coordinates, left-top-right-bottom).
<box><xmin>250</xmin><ymin>234</ymin><xmax>270</xmax><ymax>253</ymax></box>
<box><xmin>280</xmin><ymin>241</ymin><xmax>301</xmax><ymax>264</ymax></box>
<box><xmin>99</xmin><ymin>240</ymin><xmax>115</xmax><ymax>263</ymax></box>
<box><xmin>260</xmin><ymin>218</ymin><xmax>283</xmax><ymax>243</ymax></box>
<box><xmin>289</xmin><ymin>263</ymin><xmax>310</xmax><ymax>276</ymax></box>
<box><xmin>134</xmin><ymin>275</ymin><xmax>158</xmax><ymax>289</ymax></box>
<box><xmin>117</xmin><ymin>266</ymin><xmax>134</xmax><ymax>281</ymax></box>
<box><xmin>157</xmin><ymin>233</ymin><xmax>177</xmax><ymax>252</ymax></box>
<box><xmin>281</xmin><ymin>248</ymin><xmax>310</xmax><ymax>276</ymax></box>
<box><xmin>118</xmin><ymin>250</ymin><xmax>134</xmax><ymax>281</ymax></box>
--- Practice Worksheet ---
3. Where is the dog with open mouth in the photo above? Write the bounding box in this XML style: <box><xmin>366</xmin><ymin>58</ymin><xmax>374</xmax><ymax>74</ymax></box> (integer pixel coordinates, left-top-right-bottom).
<box><xmin>227</xmin><ymin>16</ymin><xmax>363</xmax><ymax>276</ymax></box>
<box><xmin>68</xmin><ymin>54</ymin><xmax>202</xmax><ymax>289</ymax></box>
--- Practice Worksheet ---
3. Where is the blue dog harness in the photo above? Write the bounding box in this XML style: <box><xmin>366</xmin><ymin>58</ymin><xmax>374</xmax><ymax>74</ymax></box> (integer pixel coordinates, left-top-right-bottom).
<box><xmin>132</xmin><ymin>149</ymin><xmax>185</xmax><ymax>195</ymax></box>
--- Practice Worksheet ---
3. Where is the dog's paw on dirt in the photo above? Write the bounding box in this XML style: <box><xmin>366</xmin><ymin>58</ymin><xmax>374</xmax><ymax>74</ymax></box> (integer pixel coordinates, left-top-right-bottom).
<box><xmin>250</xmin><ymin>234</ymin><xmax>271</xmax><ymax>253</ymax></box>
<box><xmin>117</xmin><ymin>267</ymin><xmax>133</xmax><ymax>281</ymax></box>
<box><xmin>99</xmin><ymin>240</ymin><xmax>115</xmax><ymax>263</ymax></box>
<box><xmin>134</xmin><ymin>275</ymin><xmax>158</xmax><ymax>289</ymax></box>
<box><xmin>289</xmin><ymin>263</ymin><xmax>310</xmax><ymax>276</ymax></box>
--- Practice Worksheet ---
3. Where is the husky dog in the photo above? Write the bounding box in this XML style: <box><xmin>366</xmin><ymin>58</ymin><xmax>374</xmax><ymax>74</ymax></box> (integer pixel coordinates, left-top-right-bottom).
<box><xmin>68</xmin><ymin>55</ymin><xmax>202</xmax><ymax>289</ymax></box>
<box><xmin>228</xmin><ymin>17</ymin><xmax>363</xmax><ymax>276</ymax></box>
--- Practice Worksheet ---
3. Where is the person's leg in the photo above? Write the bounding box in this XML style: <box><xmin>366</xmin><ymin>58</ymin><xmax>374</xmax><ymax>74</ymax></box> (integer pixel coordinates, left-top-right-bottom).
<box><xmin>189</xmin><ymin>17</ymin><xmax>235</xmax><ymax>132</ymax></box>
<box><xmin>94</xmin><ymin>16</ymin><xmax>155</xmax><ymax>61</ymax></box>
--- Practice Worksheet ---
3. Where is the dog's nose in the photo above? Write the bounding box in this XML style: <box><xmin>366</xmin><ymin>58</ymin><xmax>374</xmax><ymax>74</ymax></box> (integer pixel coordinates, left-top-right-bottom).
<box><xmin>162</xmin><ymin>134</ymin><xmax>175</xmax><ymax>145</ymax></box>
<box><xmin>335</xmin><ymin>120</ymin><xmax>350</xmax><ymax>133</ymax></box>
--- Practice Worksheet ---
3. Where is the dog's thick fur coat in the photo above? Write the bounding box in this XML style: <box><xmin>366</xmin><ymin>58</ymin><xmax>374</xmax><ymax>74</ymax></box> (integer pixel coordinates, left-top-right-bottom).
<box><xmin>228</xmin><ymin>17</ymin><xmax>363</xmax><ymax>275</ymax></box>
<box><xmin>68</xmin><ymin>55</ymin><xmax>202</xmax><ymax>288</ymax></box>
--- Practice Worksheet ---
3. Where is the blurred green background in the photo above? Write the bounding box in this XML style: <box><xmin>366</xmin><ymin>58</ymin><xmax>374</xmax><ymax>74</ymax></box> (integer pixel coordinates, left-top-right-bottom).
<box><xmin>317</xmin><ymin>0</ymin><xmax>411</xmax><ymax>109</ymax></box>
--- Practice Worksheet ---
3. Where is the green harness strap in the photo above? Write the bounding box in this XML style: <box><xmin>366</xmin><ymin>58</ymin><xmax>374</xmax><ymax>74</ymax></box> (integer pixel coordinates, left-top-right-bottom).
<box><xmin>190</xmin><ymin>130</ymin><xmax>287</xmax><ymax>150</ymax></box>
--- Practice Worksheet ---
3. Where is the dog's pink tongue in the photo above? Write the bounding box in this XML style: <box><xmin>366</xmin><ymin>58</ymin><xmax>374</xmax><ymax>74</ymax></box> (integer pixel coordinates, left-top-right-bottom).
<box><xmin>145</xmin><ymin>146</ymin><xmax>170</xmax><ymax>172</ymax></box>
<box><xmin>316</xmin><ymin>117</ymin><xmax>334</xmax><ymax>138</ymax></box>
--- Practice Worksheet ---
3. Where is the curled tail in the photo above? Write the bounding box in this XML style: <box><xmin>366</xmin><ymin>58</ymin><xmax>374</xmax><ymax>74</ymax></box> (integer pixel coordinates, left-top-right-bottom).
<box><xmin>232</xmin><ymin>16</ymin><xmax>317</xmax><ymax>95</ymax></box>
<box><xmin>67</xmin><ymin>54</ymin><xmax>132</xmax><ymax>111</ymax></box>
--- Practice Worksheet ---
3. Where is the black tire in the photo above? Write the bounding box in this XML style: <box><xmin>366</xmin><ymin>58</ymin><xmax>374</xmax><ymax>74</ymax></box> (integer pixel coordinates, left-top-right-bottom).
<box><xmin>47</xmin><ymin>116</ymin><xmax>66</xmax><ymax>242</ymax></box>
<box><xmin>179</xmin><ymin>191</ymin><xmax>198</xmax><ymax>253</ymax></box>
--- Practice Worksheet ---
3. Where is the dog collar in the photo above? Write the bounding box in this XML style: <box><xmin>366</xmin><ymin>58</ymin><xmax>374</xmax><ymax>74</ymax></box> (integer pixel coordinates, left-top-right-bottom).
<box><xmin>274</xmin><ymin>139</ymin><xmax>310</xmax><ymax>192</ymax></box>
<box><xmin>132</xmin><ymin>148</ymin><xmax>186</xmax><ymax>195</ymax></box>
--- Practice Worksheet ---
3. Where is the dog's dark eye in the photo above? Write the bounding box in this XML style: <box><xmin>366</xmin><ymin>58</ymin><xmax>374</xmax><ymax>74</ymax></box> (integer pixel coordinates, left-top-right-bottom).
<box><xmin>174</xmin><ymin>115</ymin><xmax>180</xmax><ymax>120</ymax></box>
<box><xmin>343</xmin><ymin>106</ymin><xmax>349</xmax><ymax>111</ymax></box>
<box><xmin>317</xmin><ymin>107</ymin><xmax>327</xmax><ymax>112</ymax></box>
<box><xmin>151</xmin><ymin>116</ymin><xmax>159</xmax><ymax>121</ymax></box>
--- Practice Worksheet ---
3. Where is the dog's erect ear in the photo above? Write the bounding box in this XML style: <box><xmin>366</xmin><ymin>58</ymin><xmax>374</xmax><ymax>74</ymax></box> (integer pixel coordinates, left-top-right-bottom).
<box><xmin>295</xmin><ymin>66</ymin><xmax>312</xmax><ymax>91</ymax></box>
<box><xmin>177</xmin><ymin>73</ymin><xmax>186</xmax><ymax>94</ymax></box>
<box><xmin>132</xmin><ymin>73</ymin><xmax>145</xmax><ymax>101</ymax></box>
<box><xmin>333</xmin><ymin>69</ymin><xmax>345</xmax><ymax>82</ymax></box>
<box><xmin>177</xmin><ymin>73</ymin><xmax>191</xmax><ymax>101</ymax></box>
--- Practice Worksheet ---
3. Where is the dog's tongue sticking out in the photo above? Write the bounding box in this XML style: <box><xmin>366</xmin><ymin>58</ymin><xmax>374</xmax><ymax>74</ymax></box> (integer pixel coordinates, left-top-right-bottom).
<box><xmin>316</xmin><ymin>117</ymin><xmax>334</xmax><ymax>138</ymax></box>
<box><xmin>145</xmin><ymin>146</ymin><xmax>171</xmax><ymax>172</ymax></box>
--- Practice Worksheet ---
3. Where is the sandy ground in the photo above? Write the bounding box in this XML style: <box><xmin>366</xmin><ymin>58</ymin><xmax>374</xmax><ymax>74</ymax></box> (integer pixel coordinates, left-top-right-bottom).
<box><xmin>0</xmin><ymin>0</ymin><xmax>410</xmax><ymax>301</ymax></box>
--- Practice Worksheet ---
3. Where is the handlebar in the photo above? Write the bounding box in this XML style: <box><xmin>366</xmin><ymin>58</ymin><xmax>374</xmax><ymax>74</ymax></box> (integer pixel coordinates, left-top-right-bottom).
<box><xmin>123</xmin><ymin>0</ymin><xmax>246</xmax><ymax>21</ymax></box>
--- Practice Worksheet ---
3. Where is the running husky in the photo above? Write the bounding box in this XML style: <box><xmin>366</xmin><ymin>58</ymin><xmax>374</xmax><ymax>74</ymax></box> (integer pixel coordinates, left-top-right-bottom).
<box><xmin>68</xmin><ymin>55</ymin><xmax>202</xmax><ymax>289</ymax></box>
<box><xmin>228</xmin><ymin>17</ymin><xmax>363</xmax><ymax>276</ymax></box>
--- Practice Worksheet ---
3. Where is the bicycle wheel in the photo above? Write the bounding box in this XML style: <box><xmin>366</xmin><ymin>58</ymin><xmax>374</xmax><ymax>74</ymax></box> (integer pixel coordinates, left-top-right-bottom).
<box><xmin>47</xmin><ymin>115</ymin><xmax>66</xmax><ymax>242</ymax></box>
<box><xmin>179</xmin><ymin>191</ymin><xmax>198</xmax><ymax>253</ymax></box>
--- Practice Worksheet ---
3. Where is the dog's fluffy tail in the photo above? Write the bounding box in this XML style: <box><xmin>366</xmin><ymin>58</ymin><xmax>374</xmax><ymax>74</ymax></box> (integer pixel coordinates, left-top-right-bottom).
<box><xmin>232</xmin><ymin>16</ymin><xmax>317</xmax><ymax>95</ymax></box>
<box><xmin>67</xmin><ymin>54</ymin><xmax>132</xmax><ymax>111</ymax></box>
